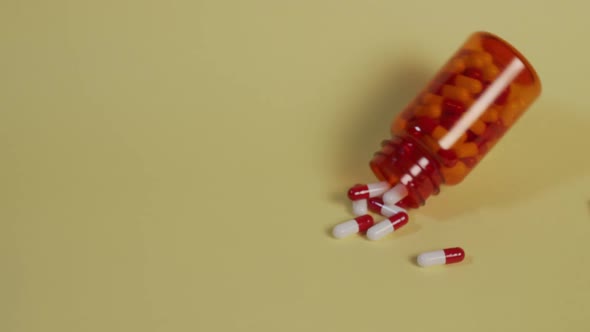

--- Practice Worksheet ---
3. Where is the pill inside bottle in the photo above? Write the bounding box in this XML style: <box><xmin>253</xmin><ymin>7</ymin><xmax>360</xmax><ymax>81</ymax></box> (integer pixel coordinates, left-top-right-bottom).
<box><xmin>370</xmin><ymin>32</ymin><xmax>541</xmax><ymax>208</ymax></box>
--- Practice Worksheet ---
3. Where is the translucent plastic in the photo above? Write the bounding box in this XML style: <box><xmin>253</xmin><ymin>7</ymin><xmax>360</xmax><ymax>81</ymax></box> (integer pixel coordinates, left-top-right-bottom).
<box><xmin>370</xmin><ymin>32</ymin><xmax>541</xmax><ymax>209</ymax></box>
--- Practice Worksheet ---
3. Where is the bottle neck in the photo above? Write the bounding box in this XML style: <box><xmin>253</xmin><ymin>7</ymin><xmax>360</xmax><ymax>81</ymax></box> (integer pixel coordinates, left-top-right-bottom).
<box><xmin>370</xmin><ymin>135</ymin><xmax>444</xmax><ymax>209</ymax></box>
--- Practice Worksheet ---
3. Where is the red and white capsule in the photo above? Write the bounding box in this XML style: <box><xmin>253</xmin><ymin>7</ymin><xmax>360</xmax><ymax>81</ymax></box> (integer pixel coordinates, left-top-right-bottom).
<box><xmin>366</xmin><ymin>212</ymin><xmax>409</xmax><ymax>241</ymax></box>
<box><xmin>352</xmin><ymin>199</ymin><xmax>368</xmax><ymax>216</ymax></box>
<box><xmin>332</xmin><ymin>215</ymin><xmax>374</xmax><ymax>239</ymax></box>
<box><xmin>417</xmin><ymin>247</ymin><xmax>466</xmax><ymax>267</ymax></box>
<box><xmin>347</xmin><ymin>181</ymin><xmax>391</xmax><ymax>201</ymax></box>
<box><xmin>382</xmin><ymin>183</ymin><xmax>409</xmax><ymax>206</ymax></box>
<box><xmin>368</xmin><ymin>197</ymin><xmax>407</xmax><ymax>217</ymax></box>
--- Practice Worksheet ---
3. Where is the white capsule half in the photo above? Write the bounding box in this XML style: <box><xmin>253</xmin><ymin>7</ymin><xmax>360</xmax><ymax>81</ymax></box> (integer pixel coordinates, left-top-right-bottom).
<box><xmin>367</xmin><ymin>181</ymin><xmax>391</xmax><ymax>197</ymax></box>
<box><xmin>332</xmin><ymin>220</ymin><xmax>359</xmax><ymax>239</ymax></box>
<box><xmin>352</xmin><ymin>199</ymin><xmax>368</xmax><ymax>216</ymax></box>
<box><xmin>417</xmin><ymin>250</ymin><xmax>446</xmax><ymax>267</ymax></box>
<box><xmin>366</xmin><ymin>220</ymin><xmax>394</xmax><ymax>241</ymax></box>
<box><xmin>382</xmin><ymin>183</ymin><xmax>409</xmax><ymax>206</ymax></box>
<box><xmin>368</xmin><ymin>197</ymin><xmax>408</xmax><ymax>217</ymax></box>
<box><xmin>381</xmin><ymin>204</ymin><xmax>406</xmax><ymax>217</ymax></box>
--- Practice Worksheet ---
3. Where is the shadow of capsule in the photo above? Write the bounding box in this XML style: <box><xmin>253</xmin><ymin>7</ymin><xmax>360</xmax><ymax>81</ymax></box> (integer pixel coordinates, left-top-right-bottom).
<box><xmin>387</xmin><ymin>221</ymin><xmax>421</xmax><ymax>239</ymax></box>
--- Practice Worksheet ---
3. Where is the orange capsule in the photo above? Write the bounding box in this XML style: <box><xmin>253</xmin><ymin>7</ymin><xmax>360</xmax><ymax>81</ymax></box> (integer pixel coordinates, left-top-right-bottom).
<box><xmin>501</xmin><ymin>99</ymin><xmax>526</xmax><ymax>126</ymax></box>
<box><xmin>481</xmin><ymin>107</ymin><xmax>499</xmax><ymax>123</ymax></box>
<box><xmin>454</xmin><ymin>142</ymin><xmax>479</xmax><ymax>158</ymax></box>
<box><xmin>442</xmin><ymin>85</ymin><xmax>471</xmax><ymax>103</ymax></box>
<box><xmin>482</xmin><ymin>64</ymin><xmax>500</xmax><ymax>81</ymax></box>
<box><xmin>416</xmin><ymin>103</ymin><xmax>442</xmax><ymax>118</ymax></box>
<box><xmin>420</xmin><ymin>93</ymin><xmax>444</xmax><ymax>105</ymax></box>
<box><xmin>449</xmin><ymin>57</ymin><xmax>466</xmax><ymax>72</ymax></box>
<box><xmin>441</xmin><ymin>161</ymin><xmax>468</xmax><ymax>185</ymax></box>
<box><xmin>455</xmin><ymin>75</ymin><xmax>483</xmax><ymax>94</ymax></box>
<box><xmin>466</xmin><ymin>51</ymin><xmax>493</xmax><ymax>68</ymax></box>
<box><xmin>413</xmin><ymin>105</ymin><xmax>426</xmax><ymax>116</ymax></box>
<box><xmin>431</xmin><ymin>126</ymin><xmax>448</xmax><ymax>141</ymax></box>
<box><xmin>500</xmin><ymin>106</ymin><xmax>519</xmax><ymax>127</ymax></box>
<box><xmin>457</xmin><ymin>132</ymin><xmax>468</xmax><ymax>144</ymax></box>
<box><xmin>450</xmin><ymin>132</ymin><xmax>469</xmax><ymax>149</ymax></box>
<box><xmin>469</xmin><ymin>120</ymin><xmax>486</xmax><ymax>135</ymax></box>
<box><xmin>391</xmin><ymin>118</ymin><xmax>407</xmax><ymax>133</ymax></box>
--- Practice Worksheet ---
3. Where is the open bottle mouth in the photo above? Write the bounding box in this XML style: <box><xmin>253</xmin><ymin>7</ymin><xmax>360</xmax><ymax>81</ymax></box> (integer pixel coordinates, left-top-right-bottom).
<box><xmin>370</xmin><ymin>135</ymin><xmax>444</xmax><ymax>209</ymax></box>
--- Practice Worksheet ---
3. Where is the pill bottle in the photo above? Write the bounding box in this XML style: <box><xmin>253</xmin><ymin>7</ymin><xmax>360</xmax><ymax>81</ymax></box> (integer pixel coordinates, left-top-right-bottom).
<box><xmin>369</xmin><ymin>32</ymin><xmax>541</xmax><ymax>209</ymax></box>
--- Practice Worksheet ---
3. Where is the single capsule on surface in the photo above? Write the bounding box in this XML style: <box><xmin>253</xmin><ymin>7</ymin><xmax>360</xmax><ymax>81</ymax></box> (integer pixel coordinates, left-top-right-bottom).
<box><xmin>352</xmin><ymin>199</ymin><xmax>368</xmax><ymax>216</ymax></box>
<box><xmin>417</xmin><ymin>247</ymin><xmax>466</xmax><ymax>267</ymax></box>
<box><xmin>368</xmin><ymin>197</ymin><xmax>407</xmax><ymax>217</ymax></box>
<box><xmin>366</xmin><ymin>212</ymin><xmax>409</xmax><ymax>241</ymax></box>
<box><xmin>332</xmin><ymin>215</ymin><xmax>374</xmax><ymax>239</ymax></box>
<box><xmin>347</xmin><ymin>181</ymin><xmax>391</xmax><ymax>201</ymax></box>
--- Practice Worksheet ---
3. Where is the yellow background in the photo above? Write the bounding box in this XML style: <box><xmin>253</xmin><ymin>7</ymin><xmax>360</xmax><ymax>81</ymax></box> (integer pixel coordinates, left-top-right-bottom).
<box><xmin>2</xmin><ymin>1</ymin><xmax>590</xmax><ymax>331</ymax></box>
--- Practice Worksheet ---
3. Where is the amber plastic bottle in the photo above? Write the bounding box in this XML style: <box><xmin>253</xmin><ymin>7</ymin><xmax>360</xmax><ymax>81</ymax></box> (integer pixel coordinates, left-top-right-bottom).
<box><xmin>370</xmin><ymin>32</ymin><xmax>541</xmax><ymax>209</ymax></box>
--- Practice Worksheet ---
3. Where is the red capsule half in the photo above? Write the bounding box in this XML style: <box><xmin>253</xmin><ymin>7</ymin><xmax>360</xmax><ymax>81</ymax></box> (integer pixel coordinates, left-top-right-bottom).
<box><xmin>347</xmin><ymin>181</ymin><xmax>391</xmax><ymax>200</ymax></box>
<box><xmin>332</xmin><ymin>215</ymin><xmax>375</xmax><ymax>239</ymax></box>
<box><xmin>417</xmin><ymin>247</ymin><xmax>466</xmax><ymax>267</ymax></box>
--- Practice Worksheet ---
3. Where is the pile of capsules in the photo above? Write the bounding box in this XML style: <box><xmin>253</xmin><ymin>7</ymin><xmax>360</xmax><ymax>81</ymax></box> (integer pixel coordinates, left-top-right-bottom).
<box><xmin>332</xmin><ymin>181</ymin><xmax>465</xmax><ymax>268</ymax></box>
<box><xmin>391</xmin><ymin>49</ymin><xmax>524</xmax><ymax>185</ymax></box>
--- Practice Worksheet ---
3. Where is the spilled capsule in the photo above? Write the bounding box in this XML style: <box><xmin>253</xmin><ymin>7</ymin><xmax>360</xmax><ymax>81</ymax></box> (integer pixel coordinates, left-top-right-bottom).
<box><xmin>366</xmin><ymin>212</ymin><xmax>409</xmax><ymax>241</ymax></box>
<box><xmin>382</xmin><ymin>183</ymin><xmax>408</xmax><ymax>206</ymax></box>
<box><xmin>347</xmin><ymin>181</ymin><xmax>390</xmax><ymax>200</ymax></box>
<box><xmin>368</xmin><ymin>197</ymin><xmax>406</xmax><ymax>217</ymax></box>
<box><xmin>417</xmin><ymin>247</ymin><xmax>465</xmax><ymax>267</ymax></box>
<box><xmin>332</xmin><ymin>215</ymin><xmax>374</xmax><ymax>239</ymax></box>
<box><xmin>352</xmin><ymin>199</ymin><xmax>368</xmax><ymax>216</ymax></box>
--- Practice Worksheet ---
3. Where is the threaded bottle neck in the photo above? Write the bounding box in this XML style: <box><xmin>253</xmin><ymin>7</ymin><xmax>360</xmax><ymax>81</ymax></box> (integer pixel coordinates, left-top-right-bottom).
<box><xmin>369</xmin><ymin>135</ymin><xmax>444</xmax><ymax>209</ymax></box>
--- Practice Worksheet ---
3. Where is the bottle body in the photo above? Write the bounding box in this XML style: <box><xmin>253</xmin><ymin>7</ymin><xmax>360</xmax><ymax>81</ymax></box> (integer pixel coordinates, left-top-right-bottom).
<box><xmin>370</xmin><ymin>32</ymin><xmax>541</xmax><ymax>209</ymax></box>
